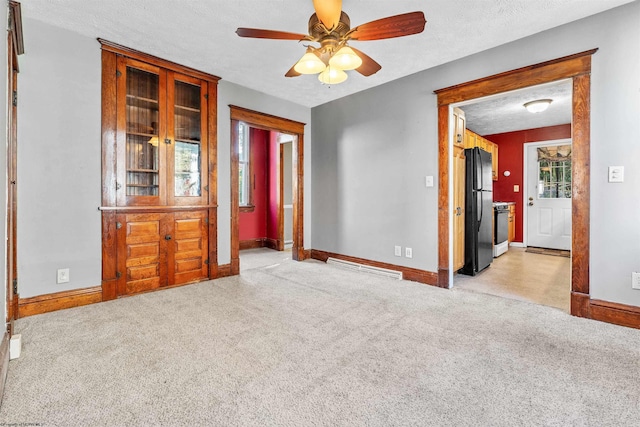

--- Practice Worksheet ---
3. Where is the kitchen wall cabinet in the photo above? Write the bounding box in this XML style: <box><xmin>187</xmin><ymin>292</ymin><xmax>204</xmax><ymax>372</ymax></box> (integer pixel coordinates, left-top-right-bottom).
<box><xmin>465</xmin><ymin>129</ymin><xmax>498</xmax><ymax>181</ymax></box>
<box><xmin>508</xmin><ymin>203</ymin><xmax>516</xmax><ymax>244</ymax></box>
<box><xmin>453</xmin><ymin>108</ymin><xmax>466</xmax><ymax>271</ymax></box>
<box><xmin>100</xmin><ymin>40</ymin><xmax>220</xmax><ymax>300</ymax></box>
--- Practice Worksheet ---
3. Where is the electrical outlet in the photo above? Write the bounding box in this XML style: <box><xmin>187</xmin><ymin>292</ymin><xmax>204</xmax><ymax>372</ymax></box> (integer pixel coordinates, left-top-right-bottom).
<box><xmin>405</xmin><ymin>247</ymin><xmax>413</xmax><ymax>258</ymax></box>
<box><xmin>608</xmin><ymin>166</ymin><xmax>624</xmax><ymax>183</ymax></box>
<box><xmin>57</xmin><ymin>268</ymin><xmax>70</xmax><ymax>284</ymax></box>
<box><xmin>632</xmin><ymin>272</ymin><xmax>640</xmax><ymax>290</ymax></box>
<box><xmin>394</xmin><ymin>246</ymin><xmax>402</xmax><ymax>257</ymax></box>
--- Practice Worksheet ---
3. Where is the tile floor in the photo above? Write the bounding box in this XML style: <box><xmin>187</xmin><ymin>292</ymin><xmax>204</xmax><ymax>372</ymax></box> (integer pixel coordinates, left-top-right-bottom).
<box><xmin>454</xmin><ymin>247</ymin><xmax>571</xmax><ymax>312</ymax></box>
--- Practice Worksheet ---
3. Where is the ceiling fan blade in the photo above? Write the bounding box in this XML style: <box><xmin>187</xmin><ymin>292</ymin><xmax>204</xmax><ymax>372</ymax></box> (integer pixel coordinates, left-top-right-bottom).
<box><xmin>236</xmin><ymin>28</ymin><xmax>308</xmax><ymax>41</ymax></box>
<box><xmin>349</xmin><ymin>12</ymin><xmax>426</xmax><ymax>41</ymax></box>
<box><xmin>349</xmin><ymin>46</ymin><xmax>382</xmax><ymax>77</ymax></box>
<box><xmin>312</xmin><ymin>0</ymin><xmax>342</xmax><ymax>28</ymax></box>
<box><xmin>285</xmin><ymin>64</ymin><xmax>302</xmax><ymax>78</ymax></box>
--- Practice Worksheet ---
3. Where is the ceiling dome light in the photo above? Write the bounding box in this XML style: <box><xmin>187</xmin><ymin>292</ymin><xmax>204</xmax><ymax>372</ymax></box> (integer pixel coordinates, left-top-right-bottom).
<box><xmin>329</xmin><ymin>46</ymin><xmax>362</xmax><ymax>71</ymax></box>
<box><xmin>293</xmin><ymin>49</ymin><xmax>326</xmax><ymax>74</ymax></box>
<box><xmin>524</xmin><ymin>99</ymin><xmax>553</xmax><ymax>113</ymax></box>
<box><xmin>318</xmin><ymin>66</ymin><xmax>348</xmax><ymax>85</ymax></box>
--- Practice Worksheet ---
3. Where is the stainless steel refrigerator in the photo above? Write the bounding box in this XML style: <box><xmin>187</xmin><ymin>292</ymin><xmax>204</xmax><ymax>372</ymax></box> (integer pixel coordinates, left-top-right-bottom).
<box><xmin>461</xmin><ymin>147</ymin><xmax>493</xmax><ymax>276</ymax></box>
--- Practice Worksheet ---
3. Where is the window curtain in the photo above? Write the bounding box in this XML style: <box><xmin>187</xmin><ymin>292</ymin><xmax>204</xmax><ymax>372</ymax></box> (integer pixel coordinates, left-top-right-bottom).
<box><xmin>537</xmin><ymin>145</ymin><xmax>571</xmax><ymax>162</ymax></box>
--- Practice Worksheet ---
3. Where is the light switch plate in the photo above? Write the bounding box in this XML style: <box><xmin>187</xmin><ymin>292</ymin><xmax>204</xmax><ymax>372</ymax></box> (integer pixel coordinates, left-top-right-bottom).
<box><xmin>513</xmin><ymin>185</ymin><xmax>520</xmax><ymax>192</ymax></box>
<box><xmin>425</xmin><ymin>176</ymin><xmax>434</xmax><ymax>187</ymax></box>
<box><xmin>608</xmin><ymin>166</ymin><xmax>624</xmax><ymax>183</ymax></box>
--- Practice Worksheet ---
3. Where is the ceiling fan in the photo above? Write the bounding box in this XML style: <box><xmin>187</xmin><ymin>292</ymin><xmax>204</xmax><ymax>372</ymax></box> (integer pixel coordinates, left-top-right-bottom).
<box><xmin>236</xmin><ymin>0</ymin><xmax>426</xmax><ymax>85</ymax></box>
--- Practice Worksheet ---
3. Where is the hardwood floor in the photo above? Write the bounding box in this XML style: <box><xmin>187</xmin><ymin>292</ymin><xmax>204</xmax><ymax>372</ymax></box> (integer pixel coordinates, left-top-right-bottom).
<box><xmin>454</xmin><ymin>247</ymin><xmax>571</xmax><ymax>312</ymax></box>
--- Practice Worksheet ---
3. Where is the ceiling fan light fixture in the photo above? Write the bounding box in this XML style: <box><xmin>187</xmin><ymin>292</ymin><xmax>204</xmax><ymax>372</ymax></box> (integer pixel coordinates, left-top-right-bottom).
<box><xmin>329</xmin><ymin>46</ymin><xmax>362</xmax><ymax>71</ymax></box>
<box><xmin>524</xmin><ymin>99</ymin><xmax>552</xmax><ymax>113</ymax></box>
<box><xmin>318</xmin><ymin>66</ymin><xmax>348</xmax><ymax>84</ymax></box>
<box><xmin>293</xmin><ymin>50</ymin><xmax>326</xmax><ymax>74</ymax></box>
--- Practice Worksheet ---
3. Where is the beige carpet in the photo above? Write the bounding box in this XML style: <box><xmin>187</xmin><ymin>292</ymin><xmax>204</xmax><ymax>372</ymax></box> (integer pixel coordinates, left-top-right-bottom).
<box><xmin>1</xmin><ymin>251</ymin><xmax>639</xmax><ymax>426</ymax></box>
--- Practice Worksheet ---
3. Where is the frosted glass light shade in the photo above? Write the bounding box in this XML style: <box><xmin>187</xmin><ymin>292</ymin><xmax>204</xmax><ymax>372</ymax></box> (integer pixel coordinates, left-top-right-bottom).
<box><xmin>318</xmin><ymin>67</ymin><xmax>348</xmax><ymax>84</ymax></box>
<box><xmin>524</xmin><ymin>99</ymin><xmax>552</xmax><ymax>113</ymax></box>
<box><xmin>329</xmin><ymin>46</ymin><xmax>362</xmax><ymax>71</ymax></box>
<box><xmin>294</xmin><ymin>52</ymin><xmax>326</xmax><ymax>74</ymax></box>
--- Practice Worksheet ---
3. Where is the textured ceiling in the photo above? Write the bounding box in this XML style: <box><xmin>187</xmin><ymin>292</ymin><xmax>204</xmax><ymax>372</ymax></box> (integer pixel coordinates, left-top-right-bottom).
<box><xmin>461</xmin><ymin>80</ymin><xmax>573</xmax><ymax>136</ymax></box>
<box><xmin>22</xmin><ymin>0</ymin><xmax>634</xmax><ymax>108</ymax></box>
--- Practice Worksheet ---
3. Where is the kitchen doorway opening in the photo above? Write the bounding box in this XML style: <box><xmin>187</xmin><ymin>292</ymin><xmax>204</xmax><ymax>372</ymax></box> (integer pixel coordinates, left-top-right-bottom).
<box><xmin>435</xmin><ymin>49</ymin><xmax>596</xmax><ymax>320</ymax></box>
<box><xmin>450</xmin><ymin>83</ymin><xmax>573</xmax><ymax>312</ymax></box>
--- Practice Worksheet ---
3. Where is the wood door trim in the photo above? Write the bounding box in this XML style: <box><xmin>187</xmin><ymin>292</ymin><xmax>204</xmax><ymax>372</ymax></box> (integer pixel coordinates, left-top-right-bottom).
<box><xmin>434</xmin><ymin>49</ymin><xmax>598</xmax><ymax>105</ymax></box>
<box><xmin>230</xmin><ymin>106</ymin><xmax>306</xmax><ymax>273</ymax></box>
<box><xmin>435</xmin><ymin>50</ymin><xmax>596</xmax><ymax>317</ymax></box>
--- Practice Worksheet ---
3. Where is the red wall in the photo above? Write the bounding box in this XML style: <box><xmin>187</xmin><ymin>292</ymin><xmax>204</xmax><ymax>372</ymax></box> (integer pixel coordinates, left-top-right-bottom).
<box><xmin>238</xmin><ymin>129</ymin><xmax>281</xmax><ymax>244</ymax></box>
<box><xmin>267</xmin><ymin>132</ymin><xmax>279</xmax><ymax>240</ymax></box>
<box><xmin>485</xmin><ymin>124</ymin><xmax>571</xmax><ymax>243</ymax></box>
<box><xmin>239</xmin><ymin>128</ymin><xmax>269</xmax><ymax>241</ymax></box>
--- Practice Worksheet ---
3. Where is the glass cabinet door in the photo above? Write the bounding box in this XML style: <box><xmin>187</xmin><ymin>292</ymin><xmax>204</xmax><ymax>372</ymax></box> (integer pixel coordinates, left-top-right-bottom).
<box><xmin>173</xmin><ymin>80</ymin><xmax>201</xmax><ymax>197</ymax></box>
<box><xmin>126</xmin><ymin>67</ymin><xmax>160</xmax><ymax>196</ymax></box>
<box><xmin>170</xmin><ymin>75</ymin><xmax>208</xmax><ymax>205</ymax></box>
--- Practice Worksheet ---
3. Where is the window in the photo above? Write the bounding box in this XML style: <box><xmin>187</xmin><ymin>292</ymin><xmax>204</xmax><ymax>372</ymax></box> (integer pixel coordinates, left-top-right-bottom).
<box><xmin>238</xmin><ymin>121</ymin><xmax>252</xmax><ymax>208</ymax></box>
<box><xmin>538</xmin><ymin>159</ymin><xmax>572</xmax><ymax>199</ymax></box>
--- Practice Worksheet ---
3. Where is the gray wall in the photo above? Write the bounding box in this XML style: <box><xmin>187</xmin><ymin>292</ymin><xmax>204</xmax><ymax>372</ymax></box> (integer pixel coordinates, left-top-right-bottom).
<box><xmin>311</xmin><ymin>2</ymin><xmax>640</xmax><ymax>306</ymax></box>
<box><xmin>18</xmin><ymin>18</ymin><xmax>102</xmax><ymax>298</ymax></box>
<box><xmin>16</xmin><ymin>18</ymin><xmax>311</xmax><ymax>298</ymax></box>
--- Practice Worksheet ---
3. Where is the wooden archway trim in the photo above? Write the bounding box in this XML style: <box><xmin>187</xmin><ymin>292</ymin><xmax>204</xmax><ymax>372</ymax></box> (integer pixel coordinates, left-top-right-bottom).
<box><xmin>435</xmin><ymin>49</ymin><xmax>597</xmax><ymax>318</ymax></box>
<box><xmin>229</xmin><ymin>106</ymin><xmax>306</xmax><ymax>275</ymax></box>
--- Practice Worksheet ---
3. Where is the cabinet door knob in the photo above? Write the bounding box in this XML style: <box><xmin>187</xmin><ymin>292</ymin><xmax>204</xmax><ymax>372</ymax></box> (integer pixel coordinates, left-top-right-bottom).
<box><xmin>164</xmin><ymin>138</ymin><xmax>172</xmax><ymax>145</ymax></box>
<box><xmin>165</xmin><ymin>234</ymin><xmax>172</xmax><ymax>240</ymax></box>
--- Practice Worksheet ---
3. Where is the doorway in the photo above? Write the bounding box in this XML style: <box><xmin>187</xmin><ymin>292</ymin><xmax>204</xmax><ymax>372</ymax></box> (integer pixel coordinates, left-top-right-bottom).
<box><xmin>435</xmin><ymin>49</ymin><xmax>596</xmax><ymax>318</ymax></box>
<box><xmin>229</xmin><ymin>106</ymin><xmax>305</xmax><ymax>275</ymax></box>
<box><xmin>524</xmin><ymin>140</ymin><xmax>572</xmax><ymax>251</ymax></box>
<box><xmin>236</xmin><ymin>124</ymin><xmax>294</xmax><ymax>252</ymax></box>
<box><xmin>451</xmin><ymin>83</ymin><xmax>573</xmax><ymax>311</ymax></box>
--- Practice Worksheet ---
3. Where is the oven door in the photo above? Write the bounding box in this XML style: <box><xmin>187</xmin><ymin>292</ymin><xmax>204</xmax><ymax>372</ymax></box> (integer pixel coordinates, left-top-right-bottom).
<box><xmin>495</xmin><ymin>209</ymin><xmax>509</xmax><ymax>244</ymax></box>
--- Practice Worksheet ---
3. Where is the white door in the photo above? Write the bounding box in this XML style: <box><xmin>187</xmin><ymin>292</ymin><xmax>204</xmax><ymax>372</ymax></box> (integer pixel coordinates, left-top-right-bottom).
<box><xmin>526</xmin><ymin>142</ymin><xmax>572</xmax><ymax>250</ymax></box>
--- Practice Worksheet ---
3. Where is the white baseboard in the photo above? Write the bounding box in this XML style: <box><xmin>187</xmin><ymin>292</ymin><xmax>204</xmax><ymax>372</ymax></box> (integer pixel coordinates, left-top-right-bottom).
<box><xmin>510</xmin><ymin>242</ymin><xmax>525</xmax><ymax>248</ymax></box>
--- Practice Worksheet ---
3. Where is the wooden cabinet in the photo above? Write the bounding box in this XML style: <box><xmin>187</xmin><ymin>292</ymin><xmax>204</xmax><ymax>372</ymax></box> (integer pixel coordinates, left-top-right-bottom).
<box><xmin>464</xmin><ymin>129</ymin><xmax>476</xmax><ymax>149</ymax></box>
<box><xmin>491</xmin><ymin>142</ymin><xmax>499</xmax><ymax>181</ymax></box>
<box><xmin>508</xmin><ymin>203</ymin><xmax>516</xmax><ymax>244</ymax></box>
<box><xmin>453</xmin><ymin>108</ymin><xmax>466</xmax><ymax>271</ymax></box>
<box><xmin>465</xmin><ymin>129</ymin><xmax>498</xmax><ymax>181</ymax></box>
<box><xmin>100</xmin><ymin>40</ymin><xmax>220</xmax><ymax>300</ymax></box>
<box><xmin>116</xmin><ymin>211</ymin><xmax>209</xmax><ymax>295</ymax></box>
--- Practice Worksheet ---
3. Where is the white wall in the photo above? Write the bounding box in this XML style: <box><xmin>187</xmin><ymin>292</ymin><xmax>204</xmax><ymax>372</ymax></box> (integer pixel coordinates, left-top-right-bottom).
<box><xmin>311</xmin><ymin>2</ymin><xmax>640</xmax><ymax>306</ymax></box>
<box><xmin>217</xmin><ymin>81</ymin><xmax>311</xmax><ymax>264</ymax></box>
<box><xmin>1</xmin><ymin>2</ymin><xmax>8</xmax><ymax>322</ymax></box>
<box><xmin>16</xmin><ymin>18</ymin><xmax>312</xmax><ymax>298</ymax></box>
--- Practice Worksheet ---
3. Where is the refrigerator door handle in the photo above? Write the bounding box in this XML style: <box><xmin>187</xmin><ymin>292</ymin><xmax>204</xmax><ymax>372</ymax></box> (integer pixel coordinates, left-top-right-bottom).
<box><xmin>478</xmin><ymin>149</ymin><xmax>484</xmax><ymax>191</ymax></box>
<box><xmin>478</xmin><ymin>190</ymin><xmax>483</xmax><ymax>229</ymax></box>
<box><xmin>473</xmin><ymin>148</ymin><xmax>482</xmax><ymax>191</ymax></box>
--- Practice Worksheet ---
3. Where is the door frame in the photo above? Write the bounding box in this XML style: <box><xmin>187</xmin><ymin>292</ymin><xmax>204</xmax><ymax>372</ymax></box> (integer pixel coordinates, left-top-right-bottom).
<box><xmin>435</xmin><ymin>49</ymin><xmax>596</xmax><ymax>318</ymax></box>
<box><xmin>229</xmin><ymin>106</ymin><xmax>306</xmax><ymax>275</ymax></box>
<box><xmin>6</xmin><ymin>1</ymin><xmax>23</xmax><ymax>328</ymax></box>
<box><xmin>522</xmin><ymin>138</ymin><xmax>572</xmax><ymax>248</ymax></box>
